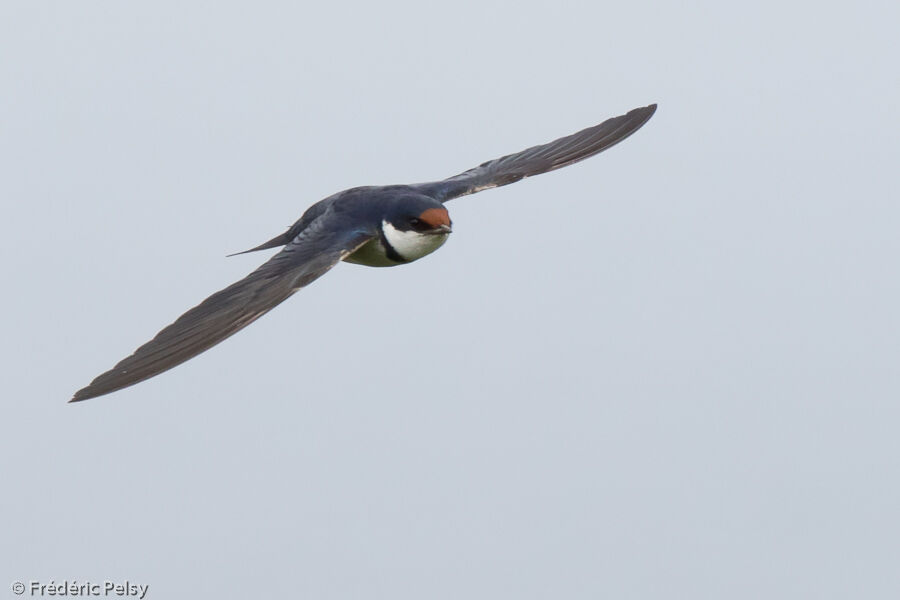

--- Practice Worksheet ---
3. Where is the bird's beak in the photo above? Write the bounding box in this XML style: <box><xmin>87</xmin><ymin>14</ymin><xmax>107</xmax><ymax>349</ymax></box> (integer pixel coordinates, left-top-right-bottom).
<box><xmin>428</xmin><ymin>224</ymin><xmax>452</xmax><ymax>235</ymax></box>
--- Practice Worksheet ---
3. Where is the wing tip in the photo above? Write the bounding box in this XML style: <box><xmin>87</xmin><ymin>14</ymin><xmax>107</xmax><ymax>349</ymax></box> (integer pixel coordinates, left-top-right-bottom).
<box><xmin>70</xmin><ymin>375</ymin><xmax>119</xmax><ymax>402</ymax></box>
<box><xmin>69</xmin><ymin>386</ymin><xmax>98</xmax><ymax>403</ymax></box>
<box><xmin>610</xmin><ymin>103</ymin><xmax>657</xmax><ymax>141</ymax></box>
<box><xmin>633</xmin><ymin>103</ymin><xmax>658</xmax><ymax>120</ymax></box>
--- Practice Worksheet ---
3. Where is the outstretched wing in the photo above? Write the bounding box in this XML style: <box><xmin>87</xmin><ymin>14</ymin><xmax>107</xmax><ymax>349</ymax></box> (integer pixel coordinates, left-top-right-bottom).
<box><xmin>415</xmin><ymin>104</ymin><xmax>656</xmax><ymax>203</ymax></box>
<box><xmin>71</xmin><ymin>216</ymin><xmax>373</xmax><ymax>402</ymax></box>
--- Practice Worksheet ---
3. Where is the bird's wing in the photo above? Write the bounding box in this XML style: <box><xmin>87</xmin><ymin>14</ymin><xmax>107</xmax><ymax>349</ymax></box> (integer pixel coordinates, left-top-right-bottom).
<box><xmin>414</xmin><ymin>104</ymin><xmax>656</xmax><ymax>203</ymax></box>
<box><xmin>71</xmin><ymin>217</ymin><xmax>373</xmax><ymax>402</ymax></box>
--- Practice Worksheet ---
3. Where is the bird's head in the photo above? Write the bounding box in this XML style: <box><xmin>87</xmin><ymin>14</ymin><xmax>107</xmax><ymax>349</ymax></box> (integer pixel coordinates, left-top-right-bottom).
<box><xmin>382</xmin><ymin>194</ymin><xmax>452</xmax><ymax>263</ymax></box>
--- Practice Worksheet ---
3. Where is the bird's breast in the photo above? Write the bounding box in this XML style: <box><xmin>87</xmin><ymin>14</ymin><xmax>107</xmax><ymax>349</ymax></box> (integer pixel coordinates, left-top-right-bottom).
<box><xmin>343</xmin><ymin>220</ymin><xmax>449</xmax><ymax>267</ymax></box>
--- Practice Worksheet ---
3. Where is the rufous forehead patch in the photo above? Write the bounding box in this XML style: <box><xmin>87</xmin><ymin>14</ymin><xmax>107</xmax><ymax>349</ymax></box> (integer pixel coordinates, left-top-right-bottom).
<box><xmin>419</xmin><ymin>207</ymin><xmax>451</xmax><ymax>228</ymax></box>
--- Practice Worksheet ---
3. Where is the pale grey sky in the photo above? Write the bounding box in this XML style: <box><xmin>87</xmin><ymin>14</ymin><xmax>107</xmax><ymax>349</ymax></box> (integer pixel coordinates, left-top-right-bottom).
<box><xmin>2</xmin><ymin>1</ymin><xmax>899</xmax><ymax>598</ymax></box>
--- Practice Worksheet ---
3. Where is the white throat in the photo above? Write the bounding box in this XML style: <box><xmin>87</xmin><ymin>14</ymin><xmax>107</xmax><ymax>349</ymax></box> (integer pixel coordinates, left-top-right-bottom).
<box><xmin>382</xmin><ymin>220</ymin><xmax>449</xmax><ymax>262</ymax></box>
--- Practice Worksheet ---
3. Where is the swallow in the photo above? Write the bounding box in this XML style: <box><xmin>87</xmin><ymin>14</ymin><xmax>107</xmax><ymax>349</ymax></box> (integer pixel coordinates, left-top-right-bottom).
<box><xmin>71</xmin><ymin>104</ymin><xmax>657</xmax><ymax>402</ymax></box>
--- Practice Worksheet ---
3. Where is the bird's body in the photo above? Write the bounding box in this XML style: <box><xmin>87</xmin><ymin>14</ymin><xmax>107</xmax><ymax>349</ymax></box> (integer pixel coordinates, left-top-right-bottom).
<box><xmin>72</xmin><ymin>104</ymin><xmax>657</xmax><ymax>402</ymax></box>
<box><xmin>241</xmin><ymin>186</ymin><xmax>453</xmax><ymax>267</ymax></box>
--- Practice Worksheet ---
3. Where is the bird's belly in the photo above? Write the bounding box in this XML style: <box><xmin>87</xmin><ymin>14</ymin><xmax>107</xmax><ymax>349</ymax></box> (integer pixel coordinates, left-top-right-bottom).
<box><xmin>342</xmin><ymin>238</ymin><xmax>402</xmax><ymax>267</ymax></box>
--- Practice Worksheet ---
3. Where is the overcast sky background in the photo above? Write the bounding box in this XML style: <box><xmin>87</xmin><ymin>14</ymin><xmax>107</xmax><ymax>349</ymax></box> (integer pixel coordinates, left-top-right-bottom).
<box><xmin>2</xmin><ymin>1</ymin><xmax>899</xmax><ymax>598</ymax></box>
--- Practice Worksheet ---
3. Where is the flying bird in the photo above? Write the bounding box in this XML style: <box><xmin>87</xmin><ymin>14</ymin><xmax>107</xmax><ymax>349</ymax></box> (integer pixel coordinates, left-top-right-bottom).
<box><xmin>72</xmin><ymin>104</ymin><xmax>657</xmax><ymax>402</ymax></box>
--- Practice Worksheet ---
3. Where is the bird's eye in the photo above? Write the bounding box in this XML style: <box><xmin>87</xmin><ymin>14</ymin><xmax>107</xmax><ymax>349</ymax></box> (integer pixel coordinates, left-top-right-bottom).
<box><xmin>409</xmin><ymin>218</ymin><xmax>421</xmax><ymax>226</ymax></box>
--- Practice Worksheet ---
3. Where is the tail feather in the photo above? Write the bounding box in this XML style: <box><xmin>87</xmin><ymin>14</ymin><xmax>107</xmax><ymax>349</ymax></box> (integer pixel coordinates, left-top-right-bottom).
<box><xmin>227</xmin><ymin>231</ymin><xmax>293</xmax><ymax>257</ymax></box>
